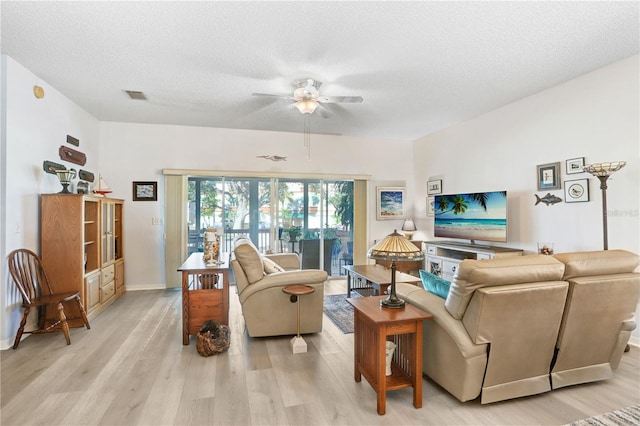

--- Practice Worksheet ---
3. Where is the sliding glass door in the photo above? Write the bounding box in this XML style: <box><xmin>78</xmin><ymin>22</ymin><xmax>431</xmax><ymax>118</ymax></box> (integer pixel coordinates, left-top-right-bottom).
<box><xmin>187</xmin><ymin>176</ymin><xmax>353</xmax><ymax>276</ymax></box>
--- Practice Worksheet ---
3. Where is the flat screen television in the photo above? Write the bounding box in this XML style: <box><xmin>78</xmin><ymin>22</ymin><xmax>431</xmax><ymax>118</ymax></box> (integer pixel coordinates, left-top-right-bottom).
<box><xmin>433</xmin><ymin>190</ymin><xmax>508</xmax><ymax>243</ymax></box>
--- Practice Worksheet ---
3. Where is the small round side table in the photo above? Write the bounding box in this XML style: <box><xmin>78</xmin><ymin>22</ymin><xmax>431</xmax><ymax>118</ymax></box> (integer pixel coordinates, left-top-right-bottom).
<box><xmin>282</xmin><ymin>284</ymin><xmax>316</xmax><ymax>354</ymax></box>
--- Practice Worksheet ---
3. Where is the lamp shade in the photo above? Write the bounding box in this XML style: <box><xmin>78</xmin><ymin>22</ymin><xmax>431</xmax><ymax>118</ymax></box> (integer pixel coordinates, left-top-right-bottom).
<box><xmin>368</xmin><ymin>230</ymin><xmax>424</xmax><ymax>262</ymax></box>
<box><xmin>583</xmin><ymin>161</ymin><xmax>626</xmax><ymax>177</ymax></box>
<box><xmin>401</xmin><ymin>218</ymin><xmax>417</xmax><ymax>232</ymax></box>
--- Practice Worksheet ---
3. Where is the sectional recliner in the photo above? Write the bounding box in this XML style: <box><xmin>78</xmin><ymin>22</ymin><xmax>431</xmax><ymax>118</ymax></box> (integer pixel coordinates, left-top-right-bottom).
<box><xmin>396</xmin><ymin>249</ymin><xmax>639</xmax><ymax>404</ymax></box>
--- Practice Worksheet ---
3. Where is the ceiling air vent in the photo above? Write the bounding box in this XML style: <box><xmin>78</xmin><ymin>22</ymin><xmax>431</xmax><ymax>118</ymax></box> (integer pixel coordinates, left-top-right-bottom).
<box><xmin>124</xmin><ymin>90</ymin><xmax>147</xmax><ymax>100</ymax></box>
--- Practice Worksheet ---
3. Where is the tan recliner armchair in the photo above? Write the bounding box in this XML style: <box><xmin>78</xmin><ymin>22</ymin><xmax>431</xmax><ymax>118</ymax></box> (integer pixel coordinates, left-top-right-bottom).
<box><xmin>231</xmin><ymin>238</ymin><xmax>328</xmax><ymax>337</ymax></box>
<box><xmin>397</xmin><ymin>255</ymin><xmax>569</xmax><ymax>404</ymax></box>
<box><xmin>551</xmin><ymin>250</ymin><xmax>640</xmax><ymax>389</ymax></box>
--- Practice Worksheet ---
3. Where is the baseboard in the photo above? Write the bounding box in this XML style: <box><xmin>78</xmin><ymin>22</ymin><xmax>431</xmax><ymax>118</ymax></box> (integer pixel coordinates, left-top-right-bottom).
<box><xmin>1</xmin><ymin>338</ymin><xmax>14</xmax><ymax>351</ymax></box>
<box><xmin>126</xmin><ymin>284</ymin><xmax>167</xmax><ymax>291</ymax></box>
<box><xmin>629</xmin><ymin>335</ymin><xmax>639</xmax><ymax>347</ymax></box>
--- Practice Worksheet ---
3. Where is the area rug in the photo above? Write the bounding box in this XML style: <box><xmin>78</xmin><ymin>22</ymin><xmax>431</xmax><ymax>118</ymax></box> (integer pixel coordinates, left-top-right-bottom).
<box><xmin>566</xmin><ymin>405</ymin><xmax>640</xmax><ymax>426</ymax></box>
<box><xmin>323</xmin><ymin>294</ymin><xmax>357</xmax><ymax>334</ymax></box>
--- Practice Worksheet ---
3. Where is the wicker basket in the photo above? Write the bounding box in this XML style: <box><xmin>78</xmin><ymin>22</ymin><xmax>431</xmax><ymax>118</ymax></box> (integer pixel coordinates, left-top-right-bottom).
<box><xmin>196</xmin><ymin>320</ymin><xmax>230</xmax><ymax>357</ymax></box>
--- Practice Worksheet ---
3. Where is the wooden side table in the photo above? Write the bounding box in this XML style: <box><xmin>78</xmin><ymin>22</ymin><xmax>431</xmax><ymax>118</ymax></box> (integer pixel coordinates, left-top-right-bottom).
<box><xmin>177</xmin><ymin>253</ymin><xmax>230</xmax><ymax>345</ymax></box>
<box><xmin>347</xmin><ymin>296</ymin><xmax>433</xmax><ymax>415</ymax></box>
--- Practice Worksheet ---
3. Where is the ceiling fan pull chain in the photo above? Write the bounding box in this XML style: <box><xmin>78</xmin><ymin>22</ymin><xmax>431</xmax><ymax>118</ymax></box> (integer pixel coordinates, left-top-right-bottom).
<box><xmin>304</xmin><ymin>115</ymin><xmax>311</xmax><ymax>160</ymax></box>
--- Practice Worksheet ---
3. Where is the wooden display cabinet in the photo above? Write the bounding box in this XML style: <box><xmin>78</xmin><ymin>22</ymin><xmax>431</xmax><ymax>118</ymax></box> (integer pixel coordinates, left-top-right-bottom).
<box><xmin>41</xmin><ymin>194</ymin><xmax>125</xmax><ymax>324</ymax></box>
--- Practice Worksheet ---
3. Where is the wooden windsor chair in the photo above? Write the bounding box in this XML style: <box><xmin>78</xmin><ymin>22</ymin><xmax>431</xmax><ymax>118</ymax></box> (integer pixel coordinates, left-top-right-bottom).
<box><xmin>7</xmin><ymin>248</ymin><xmax>91</xmax><ymax>349</ymax></box>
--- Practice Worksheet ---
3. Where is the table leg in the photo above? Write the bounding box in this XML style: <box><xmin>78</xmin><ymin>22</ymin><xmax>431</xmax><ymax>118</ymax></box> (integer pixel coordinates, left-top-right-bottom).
<box><xmin>377</xmin><ymin>326</ymin><xmax>387</xmax><ymax>415</ymax></box>
<box><xmin>354</xmin><ymin>310</ymin><xmax>361</xmax><ymax>382</ymax></box>
<box><xmin>182</xmin><ymin>271</ymin><xmax>189</xmax><ymax>345</ymax></box>
<box><xmin>347</xmin><ymin>271</ymin><xmax>353</xmax><ymax>297</ymax></box>
<box><xmin>222</xmin><ymin>270</ymin><xmax>229</xmax><ymax>326</ymax></box>
<box><xmin>413</xmin><ymin>320</ymin><xmax>423</xmax><ymax>408</ymax></box>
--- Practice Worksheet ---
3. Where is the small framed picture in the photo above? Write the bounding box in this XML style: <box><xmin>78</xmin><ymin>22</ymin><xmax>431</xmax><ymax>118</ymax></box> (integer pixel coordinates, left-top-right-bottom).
<box><xmin>376</xmin><ymin>187</ymin><xmax>406</xmax><ymax>220</ymax></box>
<box><xmin>427</xmin><ymin>196</ymin><xmax>435</xmax><ymax>217</ymax></box>
<box><xmin>536</xmin><ymin>162</ymin><xmax>561</xmax><ymax>190</ymax></box>
<box><xmin>564</xmin><ymin>178</ymin><xmax>589</xmax><ymax>203</ymax></box>
<box><xmin>566</xmin><ymin>157</ymin><xmax>585</xmax><ymax>175</ymax></box>
<box><xmin>427</xmin><ymin>179</ymin><xmax>442</xmax><ymax>195</ymax></box>
<box><xmin>133</xmin><ymin>181</ymin><xmax>158</xmax><ymax>201</ymax></box>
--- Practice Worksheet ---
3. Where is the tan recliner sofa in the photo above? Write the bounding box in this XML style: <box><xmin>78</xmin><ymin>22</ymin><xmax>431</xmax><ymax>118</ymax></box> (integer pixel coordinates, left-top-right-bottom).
<box><xmin>231</xmin><ymin>238</ymin><xmax>328</xmax><ymax>337</ymax></box>
<box><xmin>396</xmin><ymin>249</ymin><xmax>639</xmax><ymax>404</ymax></box>
<box><xmin>397</xmin><ymin>255</ymin><xmax>570</xmax><ymax>404</ymax></box>
<box><xmin>551</xmin><ymin>250</ymin><xmax>640</xmax><ymax>389</ymax></box>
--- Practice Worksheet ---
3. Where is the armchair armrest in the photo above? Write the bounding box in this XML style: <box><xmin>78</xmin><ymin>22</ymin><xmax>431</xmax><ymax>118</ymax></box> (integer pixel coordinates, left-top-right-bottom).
<box><xmin>238</xmin><ymin>269</ymin><xmax>328</xmax><ymax>303</ymax></box>
<box><xmin>265</xmin><ymin>253</ymin><xmax>301</xmax><ymax>271</ymax></box>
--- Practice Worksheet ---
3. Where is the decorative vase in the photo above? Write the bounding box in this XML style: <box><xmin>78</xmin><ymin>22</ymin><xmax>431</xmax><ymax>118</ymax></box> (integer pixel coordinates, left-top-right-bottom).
<box><xmin>54</xmin><ymin>169</ymin><xmax>76</xmax><ymax>194</ymax></box>
<box><xmin>203</xmin><ymin>228</ymin><xmax>221</xmax><ymax>264</ymax></box>
<box><xmin>385</xmin><ymin>340</ymin><xmax>396</xmax><ymax>376</ymax></box>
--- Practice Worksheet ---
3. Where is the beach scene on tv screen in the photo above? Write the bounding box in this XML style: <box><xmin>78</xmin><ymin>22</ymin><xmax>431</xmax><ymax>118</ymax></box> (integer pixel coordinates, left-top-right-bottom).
<box><xmin>434</xmin><ymin>191</ymin><xmax>507</xmax><ymax>242</ymax></box>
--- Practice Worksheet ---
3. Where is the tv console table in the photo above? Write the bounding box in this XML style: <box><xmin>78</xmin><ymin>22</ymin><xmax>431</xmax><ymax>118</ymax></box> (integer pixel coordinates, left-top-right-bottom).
<box><xmin>424</xmin><ymin>241</ymin><xmax>523</xmax><ymax>282</ymax></box>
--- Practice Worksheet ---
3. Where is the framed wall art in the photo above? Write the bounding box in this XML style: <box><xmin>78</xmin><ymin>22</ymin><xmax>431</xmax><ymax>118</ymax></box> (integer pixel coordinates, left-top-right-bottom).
<box><xmin>566</xmin><ymin>157</ymin><xmax>585</xmax><ymax>175</ymax></box>
<box><xmin>376</xmin><ymin>187</ymin><xmax>406</xmax><ymax>220</ymax></box>
<box><xmin>133</xmin><ymin>181</ymin><xmax>158</xmax><ymax>201</ymax></box>
<box><xmin>427</xmin><ymin>179</ymin><xmax>442</xmax><ymax>195</ymax></box>
<box><xmin>536</xmin><ymin>162</ymin><xmax>561</xmax><ymax>190</ymax></box>
<box><xmin>564</xmin><ymin>178</ymin><xmax>589</xmax><ymax>203</ymax></box>
<box><xmin>427</xmin><ymin>196</ymin><xmax>435</xmax><ymax>217</ymax></box>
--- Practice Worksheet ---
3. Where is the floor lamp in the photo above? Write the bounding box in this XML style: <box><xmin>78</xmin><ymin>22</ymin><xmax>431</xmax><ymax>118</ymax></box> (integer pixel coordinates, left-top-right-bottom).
<box><xmin>583</xmin><ymin>161</ymin><xmax>626</xmax><ymax>250</ymax></box>
<box><xmin>367</xmin><ymin>230</ymin><xmax>425</xmax><ymax>308</ymax></box>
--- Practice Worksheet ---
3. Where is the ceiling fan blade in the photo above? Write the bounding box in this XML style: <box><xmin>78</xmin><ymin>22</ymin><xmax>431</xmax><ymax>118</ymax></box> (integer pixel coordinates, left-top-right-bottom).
<box><xmin>317</xmin><ymin>103</ymin><xmax>333</xmax><ymax>119</ymax></box>
<box><xmin>318</xmin><ymin>96</ymin><xmax>363</xmax><ymax>104</ymax></box>
<box><xmin>252</xmin><ymin>93</ymin><xmax>295</xmax><ymax>100</ymax></box>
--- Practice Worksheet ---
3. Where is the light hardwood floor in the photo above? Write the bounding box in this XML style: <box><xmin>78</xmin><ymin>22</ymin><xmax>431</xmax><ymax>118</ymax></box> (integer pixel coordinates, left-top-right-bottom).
<box><xmin>2</xmin><ymin>278</ymin><xmax>639</xmax><ymax>426</ymax></box>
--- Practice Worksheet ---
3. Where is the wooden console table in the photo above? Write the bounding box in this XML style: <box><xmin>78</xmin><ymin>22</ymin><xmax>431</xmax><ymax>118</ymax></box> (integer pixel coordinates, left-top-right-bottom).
<box><xmin>343</xmin><ymin>264</ymin><xmax>420</xmax><ymax>297</ymax></box>
<box><xmin>177</xmin><ymin>253</ymin><xmax>229</xmax><ymax>345</ymax></box>
<box><xmin>347</xmin><ymin>296</ymin><xmax>433</xmax><ymax>415</ymax></box>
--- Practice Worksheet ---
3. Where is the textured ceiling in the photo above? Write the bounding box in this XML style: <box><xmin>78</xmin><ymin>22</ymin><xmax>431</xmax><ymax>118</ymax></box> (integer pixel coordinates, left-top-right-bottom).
<box><xmin>2</xmin><ymin>1</ymin><xmax>638</xmax><ymax>141</ymax></box>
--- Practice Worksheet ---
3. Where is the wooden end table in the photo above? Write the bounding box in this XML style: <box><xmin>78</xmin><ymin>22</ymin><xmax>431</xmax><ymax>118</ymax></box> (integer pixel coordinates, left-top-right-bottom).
<box><xmin>347</xmin><ymin>295</ymin><xmax>433</xmax><ymax>415</ymax></box>
<box><xmin>177</xmin><ymin>252</ymin><xmax>230</xmax><ymax>345</ymax></box>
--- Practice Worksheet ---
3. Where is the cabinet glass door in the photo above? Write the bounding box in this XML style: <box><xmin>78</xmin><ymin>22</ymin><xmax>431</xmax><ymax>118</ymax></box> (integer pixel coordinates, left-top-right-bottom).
<box><xmin>102</xmin><ymin>201</ymin><xmax>115</xmax><ymax>265</ymax></box>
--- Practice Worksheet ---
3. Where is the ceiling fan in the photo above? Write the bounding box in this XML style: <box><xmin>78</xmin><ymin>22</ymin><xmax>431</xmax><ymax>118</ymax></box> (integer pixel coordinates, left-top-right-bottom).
<box><xmin>252</xmin><ymin>79</ymin><xmax>363</xmax><ymax>159</ymax></box>
<box><xmin>252</xmin><ymin>78</ymin><xmax>363</xmax><ymax>117</ymax></box>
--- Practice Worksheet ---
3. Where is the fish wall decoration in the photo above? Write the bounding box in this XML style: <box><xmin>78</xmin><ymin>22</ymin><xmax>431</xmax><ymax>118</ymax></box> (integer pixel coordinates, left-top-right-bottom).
<box><xmin>535</xmin><ymin>193</ymin><xmax>562</xmax><ymax>206</ymax></box>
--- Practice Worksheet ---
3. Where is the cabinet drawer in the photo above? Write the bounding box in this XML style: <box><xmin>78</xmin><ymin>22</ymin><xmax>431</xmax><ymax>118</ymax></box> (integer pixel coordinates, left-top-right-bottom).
<box><xmin>426</xmin><ymin>245</ymin><xmax>437</xmax><ymax>255</ymax></box>
<box><xmin>101</xmin><ymin>281</ymin><xmax>115</xmax><ymax>302</ymax></box>
<box><xmin>101</xmin><ymin>264</ymin><xmax>115</xmax><ymax>284</ymax></box>
<box><xmin>442</xmin><ymin>260</ymin><xmax>461</xmax><ymax>276</ymax></box>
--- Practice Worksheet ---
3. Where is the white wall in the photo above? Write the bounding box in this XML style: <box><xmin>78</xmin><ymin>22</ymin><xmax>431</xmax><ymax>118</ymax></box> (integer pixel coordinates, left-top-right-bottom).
<box><xmin>412</xmin><ymin>55</ymin><xmax>639</xmax><ymax>254</ymax></box>
<box><xmin>411</xmin><ymin>54</ymin><xmax>640</xmax><ymax>342</ymax></box>
<box><xmin>98</xmin><ymin>123</ymin><xmax>414</xmax><ymax>288</ymax></box>
<box><xmin>1</xmin><ymin>55</ymin><xmax>101</xmax><ymax>348</ymax></box>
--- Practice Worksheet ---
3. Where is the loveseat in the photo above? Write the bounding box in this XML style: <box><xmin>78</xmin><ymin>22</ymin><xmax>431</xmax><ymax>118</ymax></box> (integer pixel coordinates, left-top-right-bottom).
<box><xmin>231</xmin><ymin>238</ymin><xmax>328</xmax><ymax>337</ymax></box>
<box><xmin>395</xmin><ymin>249</ymin><xmax>639</xmax><ymax>404</ymax></box>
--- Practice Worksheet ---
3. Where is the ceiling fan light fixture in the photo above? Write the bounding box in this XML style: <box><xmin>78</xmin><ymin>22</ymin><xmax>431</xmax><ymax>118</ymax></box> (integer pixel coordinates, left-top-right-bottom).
<box><xmin>294</xmin><ymin>85</ymin><xmax>319</xmax><ymax>101</ymax></box>
<box><xmin>294</xmin><ymin>100</ymin><xmax>319</xmax><ymax>115</ymax></box>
